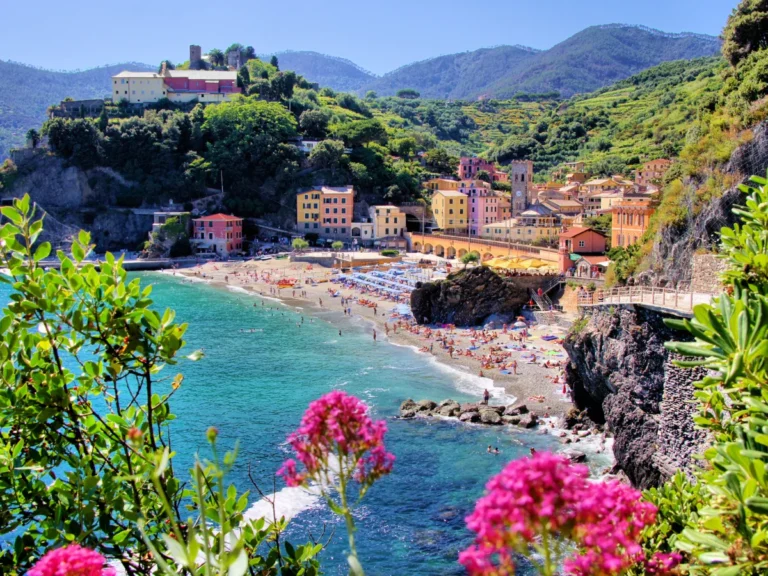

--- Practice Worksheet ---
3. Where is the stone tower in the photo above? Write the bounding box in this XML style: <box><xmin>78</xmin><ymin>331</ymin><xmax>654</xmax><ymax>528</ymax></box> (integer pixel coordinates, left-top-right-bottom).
<box><xmin>227</xmin><ymin>49</ymin><xmax>242</xmax><ymax>70</ymax></box>
<box><xmin>509</xmin><ymin>160</ymin><xmax>534</xmax><ymax>216</ymax></box>
<box><xmin>189</xmin><ymin>45</ymin><xmax>202</xmax><ymax>70</ymax></box>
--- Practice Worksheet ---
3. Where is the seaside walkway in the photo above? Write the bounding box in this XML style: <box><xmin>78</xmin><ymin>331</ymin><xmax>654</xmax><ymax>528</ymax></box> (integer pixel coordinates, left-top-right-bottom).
<box><xmin>577</xmin><ymin>285</ymin><xmax>717</xmax><ymax>318</ymax></box>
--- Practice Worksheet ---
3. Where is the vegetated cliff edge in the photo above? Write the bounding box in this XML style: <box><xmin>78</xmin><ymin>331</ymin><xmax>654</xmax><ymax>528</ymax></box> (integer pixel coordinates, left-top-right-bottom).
<box><xmin>410</xmin><ymin>266</ymin><xmax>551</xmax><ymax>326</ymax></box>
<box><xmin>643</xmin><ymin>121</ymin><xmax>768</xmax><ymax>285</ymax></box>
<box><xmin>2</xmin><ymin>149</ymin><xmax>153</xmax><ymax>252</ymax></box>
<box><xmin>564</xmin><ymin>305</ymin><xmax>707</xmax><ymax>489</ymax></box>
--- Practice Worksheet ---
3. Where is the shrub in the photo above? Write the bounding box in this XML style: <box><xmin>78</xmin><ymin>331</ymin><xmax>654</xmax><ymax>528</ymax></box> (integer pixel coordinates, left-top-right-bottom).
<box><xmin>381</xmin><ymin>249</ymin><xmax>399</xmax><ymax>256</ymax></box>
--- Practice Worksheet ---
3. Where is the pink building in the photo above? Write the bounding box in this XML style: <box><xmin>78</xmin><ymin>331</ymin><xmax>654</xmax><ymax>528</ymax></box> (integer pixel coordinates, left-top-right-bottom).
<box><xmin>459</xmin><ymin>157</ymin><xmax>509</xmax><ymax>182</ymax></box>
<box><xmin>192</xmin><ymin>213</ymin><xmax>244</xmax><ymax>256</ymax></box>
<box><xmin>460</xmin><ymin>180</ymin><xmax>501</xmax><ymax>236</ymax></box>
<box><xmin>558</xmin><ymin>227</ymin><xmax>607</xmax><ymax>273</ymax></box>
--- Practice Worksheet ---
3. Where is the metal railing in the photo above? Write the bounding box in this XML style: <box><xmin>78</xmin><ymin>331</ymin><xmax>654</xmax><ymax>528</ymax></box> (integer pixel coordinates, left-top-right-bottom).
<box><xmin>577</xmin><ymin>285</ymin><xmax>716</xmax><ymax>313</ymax></box>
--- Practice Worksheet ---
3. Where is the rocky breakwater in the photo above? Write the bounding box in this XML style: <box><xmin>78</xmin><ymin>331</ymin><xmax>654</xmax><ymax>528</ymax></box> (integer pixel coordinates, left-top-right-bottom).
<box><xmin>399</xmin><ymin>398</ymin><xmax>539</xmax><ymax>428</ymax></box>
<box><xmin>410</xmin><ymin>266</ymin><xmax>553</xmax><ymax>326</ymax></box>
<box><xmin>564</xmin><ymin>305</ymin><xmax>705</xmax><ymax>489</ymax></box>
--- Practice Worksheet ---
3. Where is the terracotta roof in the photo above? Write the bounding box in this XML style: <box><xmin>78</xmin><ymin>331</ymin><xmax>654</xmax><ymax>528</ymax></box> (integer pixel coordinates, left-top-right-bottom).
<box><xmin>433</xmin><ymin>190</ymin><xmax>467</xmax><ymax>197</ymax></box>
<box><xmin>194</xmin><ymin>213</ymin><xmax>240</xmax><ymax>221</ymax></box>
<box><xmin>559</xmin><ymin>226</ymin><xmax>604</xmax><ymax>239</ymax></box>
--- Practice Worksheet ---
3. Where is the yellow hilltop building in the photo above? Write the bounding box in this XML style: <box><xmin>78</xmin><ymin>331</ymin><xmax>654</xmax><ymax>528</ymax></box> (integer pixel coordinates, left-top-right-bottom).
<box><xmin>431</xmin><ymin>190</ymin><xmax>468</xmax><ymax>233</ymax></box>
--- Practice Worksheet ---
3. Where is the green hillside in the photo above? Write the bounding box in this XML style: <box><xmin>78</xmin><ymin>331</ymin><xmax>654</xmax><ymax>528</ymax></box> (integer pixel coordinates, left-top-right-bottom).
<box><xmin>363</xmin><ymin>25</ymin><xmax>720</xmax><ymax>99</ymax></box>
<box><xmin>0</xmin><ymin>60</ymin><xmax>155</xmax><ymax>158</ymax></box>
<box><xmin>269</xmin><ymin>51</ymin><xmax>375</xmax><ymax>92</ymax></box>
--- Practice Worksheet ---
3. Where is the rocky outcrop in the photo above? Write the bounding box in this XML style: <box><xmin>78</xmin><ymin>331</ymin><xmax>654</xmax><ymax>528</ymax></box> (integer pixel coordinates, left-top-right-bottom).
<box><xmin>399</xmin><ymin>398</ymin><xmax>537</xmax><ymax>429</ymax></box>
<box><xmin>410</xmin><ymin>266</ymin><xmax>553</xmax><ymax>326</ymax></box>
<box><xmin>3</xmin><ymin>150</ymin><xmax>155</xmax><ymax>251</ymax></box>
<box><xmin>564</xmin><ymin>305</ymin><xmax>704</xmax><ymax>489</ymax></box>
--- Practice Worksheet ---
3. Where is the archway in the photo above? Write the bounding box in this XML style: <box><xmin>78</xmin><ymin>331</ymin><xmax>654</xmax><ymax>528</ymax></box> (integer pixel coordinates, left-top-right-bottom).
<box><xmin>458</xmin><ymin>249</ymin><xmax>467</xmax><ymax>258</ymax></box>
<box><xmin>446</xmin><ymin>246</ymin><xmax>456</xmax><ymax>259</ymax></box>
<box><xmin>351</xmin><ymin>227</ymin><xmax>361</xmax><ymax>237</ymax></box>
<box><xmin>424</xmin><ymin>243</ymin><xmax>433</xmax><ymax>254</ymax></box>
<box><xmin>413</xmin><ymin>242</ymin><xmax>422</xmax><ymax>252</ymax></box>
<box><xmin>482</xmin><ymin>252</ymin><xmax>494</xmax><ymax>262</ymax></box>
<box><xmin>435</xmin><ymin>245</ymin><xmax>445</xmax><ymax>257</ymax></box>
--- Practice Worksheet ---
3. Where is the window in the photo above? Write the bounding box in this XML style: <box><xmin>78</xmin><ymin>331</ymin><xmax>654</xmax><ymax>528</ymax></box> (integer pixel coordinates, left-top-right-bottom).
<box><xmin>578</xmin><ymin>240</ymin><xmax>585</xmax><ymax>248</ymax></box>
<box><xmin>208</xmin><ymin>233</ymin><xmax>213</xmax><ymax>240</ymax></box>
<box><xmin>385</xmin><ymin>228</ymin><xmax>389</xmax><ymax>235</ymax></box>
<box><xmin>208</xmin><ymin>222</ymin><xmax>213</xmax><ymax>228</ymax></box>
<box><xmin>333</xmin><ymin>208</ymin><xmax>338</xmax><ymax>214</ymax></box>
<box><xmin>304</xmin><ymin>213</ymin><xmax>309</xmax><ymax>219</ymax></box>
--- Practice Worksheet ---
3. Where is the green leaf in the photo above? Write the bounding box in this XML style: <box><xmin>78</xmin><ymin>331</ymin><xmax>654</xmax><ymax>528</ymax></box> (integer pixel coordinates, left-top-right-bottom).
<box><xmin>228</xmin><ymin>549</ymin><xmax>248</xmax><ymax>576</ymax></box>
<box><xmin>33</xmin><ymin>242</ymin><xmax>51</xmax><ymax>262</ymax></box>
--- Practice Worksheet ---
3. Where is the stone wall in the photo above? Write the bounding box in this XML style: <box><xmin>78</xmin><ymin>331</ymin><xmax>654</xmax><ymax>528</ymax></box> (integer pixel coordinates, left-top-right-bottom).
<box><xmin>691</xmin><ymin>253</ymin><xmax>729</xmax><ymax>293</ymax></box>
<box><xmin>653</xmin><ymin>355</ymin><xmax>709</xmax><ymax>481</ymax></box>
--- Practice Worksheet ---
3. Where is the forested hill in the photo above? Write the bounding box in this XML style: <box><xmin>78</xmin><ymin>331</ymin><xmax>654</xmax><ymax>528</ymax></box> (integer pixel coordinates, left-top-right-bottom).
<box><xmin>268</xmin><ymin>51</ymin><xmax>375</xmax><ymax>92</ymax></box>
<box><xmin>362</xmin><ymin>25</ymin><xmax>720</xmax><ymax>99</ymax></box>
<box><xmin>0</xmin><ymin>61</ymin><xmax>155</xmax><ymax>158</ymax></box>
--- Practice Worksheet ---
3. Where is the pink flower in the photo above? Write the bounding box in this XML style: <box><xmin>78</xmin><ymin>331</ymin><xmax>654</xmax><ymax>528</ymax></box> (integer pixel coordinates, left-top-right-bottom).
<box><xmin>278</xmin><ymin>391</ymin><xmax>394</xmax><ymax>490</ymax></box>
<box><xmin>645</xmin><ymin>552</ymin><xmax>682</xmax><ymax>575</ymax></box>
<box><xmin>29</xmin><ymin>545</ymin><xmax>116</xmax><ymax>576</ymax></box>
<box><xmin>459</xmin><ymin>452</ymin><xmax>658</xmax><ymax>576</ymax></box>
<box><xmin>460</xmin><ymin>452</ymin><xmax>589</xmax><ymax>574</ymax></box>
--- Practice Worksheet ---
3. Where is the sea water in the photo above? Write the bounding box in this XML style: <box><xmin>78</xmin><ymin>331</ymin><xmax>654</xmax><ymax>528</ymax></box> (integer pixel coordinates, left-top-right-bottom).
<box><xmin>8</xmin><ymin>271</ymin><xmax>599</xmax><ymax>574</ymax></box>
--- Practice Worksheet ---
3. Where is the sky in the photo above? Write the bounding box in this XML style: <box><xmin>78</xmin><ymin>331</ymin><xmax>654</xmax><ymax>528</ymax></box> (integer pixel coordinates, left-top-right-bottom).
<box><xmin>2</xmin><ymin>0</ymin><xmax>737</xmax><ymax>74</ymax></box>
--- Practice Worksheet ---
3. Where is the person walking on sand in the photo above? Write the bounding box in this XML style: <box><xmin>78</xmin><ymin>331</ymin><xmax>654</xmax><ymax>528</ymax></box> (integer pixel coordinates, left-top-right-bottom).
<box><xmin>511</xmin><ymin>360</ymin><xmax>518</xmax><ymax>375</ymax></box>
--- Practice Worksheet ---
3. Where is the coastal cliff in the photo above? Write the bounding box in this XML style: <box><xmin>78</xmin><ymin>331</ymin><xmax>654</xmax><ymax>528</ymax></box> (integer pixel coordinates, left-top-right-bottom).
<box><xmin>564</xmin><ymin>305</ymin><xmax>707</xmax><ymax>489</ymax></box>
<box><xmin>3</xmin><ymin>150</ymin><xmax>153</xmax><ymax>251</ymax></box>
<box><xmin>410</xmin><ymin>266</ymin><xmax>551</xmax><ymax>326</ymax></box>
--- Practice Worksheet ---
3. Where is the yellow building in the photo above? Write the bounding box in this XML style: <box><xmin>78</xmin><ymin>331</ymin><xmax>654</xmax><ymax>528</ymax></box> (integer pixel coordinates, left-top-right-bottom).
<box><xmin>481</xmin><ymin>211</ymin><xmax>561</xmax><ymax>242</ymax></box>
<box><xmin>431</xmin><ymin>190</ymin><xmax>468</xmax><ymax>232</ymax></box>
<box><xmin>369</xmin><ymin>206</ymin><xmax>406</xmax><ymax>239</ymax></box>
<box><xmin>296</xmin><ymin>186</ymin><xmax>355</xmax><ymax>240</ymax></box>
<box><xmin>425</xmin><ymin>178</ymin><xmax>460</xmax><ymax>192</ymax></box>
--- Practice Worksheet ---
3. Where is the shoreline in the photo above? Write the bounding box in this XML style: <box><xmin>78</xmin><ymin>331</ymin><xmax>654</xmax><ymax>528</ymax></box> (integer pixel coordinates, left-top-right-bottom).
<box><xmin>164</xmin><ymin>259</ymin><xmax>575</xmax><ymax>418</ymax></box>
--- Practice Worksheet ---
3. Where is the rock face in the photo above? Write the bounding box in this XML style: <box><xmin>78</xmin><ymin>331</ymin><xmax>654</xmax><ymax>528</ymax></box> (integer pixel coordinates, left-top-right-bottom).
<box><xmin>564</xmin><ymin>305</ymin><xmax>705</xmax><ymax>489</ymax></box>
<box><xmin>410</xmin><ymin>266</ymin><xmax>553</xmax><ymax>326</ymax></box>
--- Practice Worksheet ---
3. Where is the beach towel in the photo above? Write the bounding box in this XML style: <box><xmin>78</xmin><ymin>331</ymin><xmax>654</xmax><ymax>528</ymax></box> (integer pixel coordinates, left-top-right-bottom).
<box><xmin>541</xmin><ymin>335</ymin><xmax>558</xmax><ymax>341</ymax></box>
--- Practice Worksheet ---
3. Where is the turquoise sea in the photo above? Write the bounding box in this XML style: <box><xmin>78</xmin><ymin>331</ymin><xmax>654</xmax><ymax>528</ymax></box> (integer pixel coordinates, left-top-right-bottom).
<box><xmin>143</xmin><ymin>272</ymin><xmax>575</xmax><ymax>575</ymax></box>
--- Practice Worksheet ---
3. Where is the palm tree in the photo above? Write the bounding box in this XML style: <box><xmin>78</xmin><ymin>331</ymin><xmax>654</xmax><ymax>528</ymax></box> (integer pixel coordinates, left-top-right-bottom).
<box><xmin>208</xmin><ymin>49</ymin><xmax>224</xmax><ymax>67</ymax></box>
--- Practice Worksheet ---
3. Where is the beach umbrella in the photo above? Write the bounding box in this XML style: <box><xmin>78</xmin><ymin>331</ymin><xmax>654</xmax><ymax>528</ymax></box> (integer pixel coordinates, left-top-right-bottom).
<box><xmin>514</xmin><ymin>321</ymin><xmax>527</xmax><ymax>328</ymax></box>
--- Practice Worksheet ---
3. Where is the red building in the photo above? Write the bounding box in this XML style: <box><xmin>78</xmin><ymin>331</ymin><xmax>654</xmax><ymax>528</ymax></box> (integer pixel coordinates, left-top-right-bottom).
<box><xmin>192</xmin><ymin>214</ymin><xmax>244</xmax><ymax>256</ymax></box>
<box><xmin>459</xmin><ymin>157</ymin><xmax>510</xmax><ymax>183</ymax></box>
<box><xmin>558</xmin><ymin>227</ymin><xmax>607</xmax><ymax>273</ymax></box>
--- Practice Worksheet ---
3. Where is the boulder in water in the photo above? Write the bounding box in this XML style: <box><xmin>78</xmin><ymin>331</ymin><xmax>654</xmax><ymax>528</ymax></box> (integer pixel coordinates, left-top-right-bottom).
<box><xmin>480</xmin><ymin>409</ymin><xmax>502</xmax><ymax>425</ymax></box>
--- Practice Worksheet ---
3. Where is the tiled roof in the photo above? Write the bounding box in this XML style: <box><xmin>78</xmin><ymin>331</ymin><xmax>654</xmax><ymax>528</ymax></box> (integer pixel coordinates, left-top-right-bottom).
<box><xmin>560</xmin><ymin>227</ymin><xmax>603</xmax><ymax>239</ymax></box>
<box><xmin>194</xmin><ymin>213</ymin><xmax>240</xmax><ymax>221</ymax></box>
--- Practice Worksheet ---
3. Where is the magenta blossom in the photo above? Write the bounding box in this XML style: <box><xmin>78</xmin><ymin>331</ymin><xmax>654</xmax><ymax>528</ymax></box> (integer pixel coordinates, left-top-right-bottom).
<box><xmin>565</xmin><ymin>480</ymin><xmax>658</xmax><ymax>576</ymax></box>
<box><xmin>278</xmin><ymin>390</ymin><xmax>395</xmax><ymax>491</ymax></box>
<box><xmin>460</xmin><ymin>452</ymin><xmax>660</xmax><ymax>576</ymax></box>
<box><xmin>460</xmin><ymin>452</ymin><xmax>590</xmax><ymax>575</ymax></box>
<box><xmin>29</xmin><ymin>544</ymin><xmax>116</xmax><ymax>576</ymax></box>
<box><xmin>644</xmin><ymin>552</ymin><xmax>682</xmax><ymax>575</ymax></box>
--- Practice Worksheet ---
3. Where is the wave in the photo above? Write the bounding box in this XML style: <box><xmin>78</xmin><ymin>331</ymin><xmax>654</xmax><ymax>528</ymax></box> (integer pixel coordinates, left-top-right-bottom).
<box><xmin>226</xmin><ymin>285</ymin><xmax>252</xmax><ymax>295</ymax></box>
<box><xmin>388</xmin><ymin>341</ymin><xmax>516</xmax><ymax>404</ymax></box>
<box><xmin>243</xmin><ymin>485</ymin><xmax>321</xmax><ymax>524</ymax></box>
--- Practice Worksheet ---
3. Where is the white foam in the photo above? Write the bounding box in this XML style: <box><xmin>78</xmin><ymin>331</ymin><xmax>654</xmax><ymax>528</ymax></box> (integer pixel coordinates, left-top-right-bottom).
<box><xmin>243</xmin><ymin>485</ymin><xmax>321</xmax><ymax>524</ymax></box>
<box><xmin>226</xmin><ymin>285</ymin><xmax>251</xmax><ymax>295</ymax></box>
<box><xmin>389</xmin><ymin>341</ymin><xmax>515</xmax><ymax>404</ymax></box>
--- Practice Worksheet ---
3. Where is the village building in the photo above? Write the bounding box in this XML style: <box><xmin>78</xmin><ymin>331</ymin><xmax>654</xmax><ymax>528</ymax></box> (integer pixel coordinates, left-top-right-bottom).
<box><xmin>431</xmin><ymin>189</ymin><xmax>468</xmax><ymax>233</ymax></box>
<box><xmin>481</xmin><ymin>207</ymin><xmax>560</xmax><ymax>242</ymax></box>
<box><xmin>459</xmin><ymin>157</ymin><xmax>509</xmax><ymax>182</ymax></box>
<box><xmin>112</xmin><ymin>68</ymin><xmax>241</xmax><ymax>105</ymax></box>
<box><xmin>635</xmin><ymin>159</ymin><xmax>672</xmax><ymax>186</ymax></box>
<box><xmin>540</xmin><ymin>198</ymin><xmax>584</xmax><ymax>217</ymax></box>
<box><xmin>295</xmin><ymin>186</ymin><xmax>355</xmax><ymax>241</ymax></box>
<box><xmin>369</xmin><ymin>205</ymin><xmax>406</xmax><ymax>240</ymax></box>
<box><xmin>350</xmin><ymin>222</ymin><xmax>374</xmax><ymax>246</ymax></box>
<box><xmin>461</xmin><ymin>180</ymin><xmax>500</xmax><ymax>236</ymax></box>
<box><xmin>151</xmin><ymin>211</ymin><xmax>190</xmax><ymax>235</ymax></box>
<box><xmin>572</xmin><ymin>254</ymin><xmax>611</xmax><ymax>279</ymax></box>
<box><xmin>558</xmin><ymin>227</ymin><xmax>607</xmax><ymax>272</ymax></box>
<box><xmin>425</xmin><ymin>178</ymin><xmax>460</xmax><ymax>192</ymax></box>
<box><xmin>611</xmin><ymin>198</ymin><xmax>656</xmax><ymax>248</ymax></box>
<box><xmin>191</xmin><ymin>214</ymin><xmax>243</xmax><ymax>255</ymax></box>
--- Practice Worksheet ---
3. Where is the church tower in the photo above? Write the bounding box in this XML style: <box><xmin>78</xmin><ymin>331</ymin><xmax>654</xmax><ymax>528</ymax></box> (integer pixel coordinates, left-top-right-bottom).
<box><xmin>509</xmin><ymin>160</ymin><xmax>534</xmax><ymax>216</ymax></box>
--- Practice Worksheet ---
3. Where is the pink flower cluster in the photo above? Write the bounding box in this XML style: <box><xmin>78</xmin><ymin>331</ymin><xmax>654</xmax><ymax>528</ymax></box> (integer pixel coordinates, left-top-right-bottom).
<box><xmin>278</xmin><ymin>391</ymin><xmax>395</xmax><ymax>489</ymax></box>
<box><xmin>645</xmin><ymin>552</ymin><xmax>682</xmax><ymax>575</ymax></box>
<box><xmin>460</xmin><ymin>452</ymin><xmax>671</xmax><ymax>576</ymax></box>
<box><xmin>29</xmin><ymin>545</ymin><xmax>116</xmax><ymax>576</ymax></box>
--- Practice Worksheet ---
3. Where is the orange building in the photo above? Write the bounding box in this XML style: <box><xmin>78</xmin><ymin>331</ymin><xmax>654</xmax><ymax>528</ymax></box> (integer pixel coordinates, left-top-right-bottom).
<box><xmin>611</xmin><ymin>199</ymin><xmax>655</xmax><ymax>248</ymax></box>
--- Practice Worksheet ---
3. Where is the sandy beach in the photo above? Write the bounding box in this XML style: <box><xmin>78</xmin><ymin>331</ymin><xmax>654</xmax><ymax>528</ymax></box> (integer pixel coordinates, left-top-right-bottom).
<box><xmin>167</xmin><ymin>256</ymin><xmax>575</xmax><ymax>417</ymax></box>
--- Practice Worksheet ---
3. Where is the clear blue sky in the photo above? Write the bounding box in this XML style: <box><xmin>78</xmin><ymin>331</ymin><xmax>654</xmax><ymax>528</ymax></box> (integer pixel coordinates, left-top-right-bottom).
<box><xmin>3</xmin><ymin>0</ymin><xmax>737</xmax><ymax>74</ymax></box>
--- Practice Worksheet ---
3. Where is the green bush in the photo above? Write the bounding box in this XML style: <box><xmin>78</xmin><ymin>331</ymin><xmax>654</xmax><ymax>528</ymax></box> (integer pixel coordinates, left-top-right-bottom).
<box><xmin>381</xmin><ymin>249</ymin><xmax>399</xmax><ymax>256</ymax></box>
